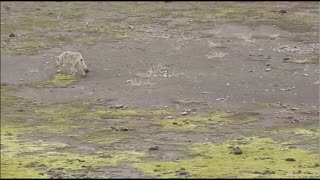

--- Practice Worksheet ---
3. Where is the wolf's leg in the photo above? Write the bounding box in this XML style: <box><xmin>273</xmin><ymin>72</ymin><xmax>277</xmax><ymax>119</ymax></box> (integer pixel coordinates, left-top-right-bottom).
<box><xmin>73</xmin><ymin>66</ymin><xmax>78</xmax><ymax>75</ymax></box>
<box><xmin>72</xmin><ymin>63</ymin><xmax>78</xmax><ymax>75</ymax></box>
<box><xmin>56</xmin><ymin>58</ymin><xmax>62</xmax><ymax>72</ymax></box>
<box><xmin>70</xmin><ymin>66</ymin><xmax>74</xmax><ymax>75</ymax></box>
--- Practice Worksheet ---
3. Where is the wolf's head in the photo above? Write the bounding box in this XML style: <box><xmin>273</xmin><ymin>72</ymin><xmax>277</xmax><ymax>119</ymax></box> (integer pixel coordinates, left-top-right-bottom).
<box><xmin>78</xmin><ymin>56</ymin><xmax>89</xmax><ymax>73</ymax></box>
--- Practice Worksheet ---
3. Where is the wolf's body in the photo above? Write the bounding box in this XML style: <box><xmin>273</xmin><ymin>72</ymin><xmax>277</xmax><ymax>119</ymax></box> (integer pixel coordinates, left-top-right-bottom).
<box><xmin>56</xmin><ymin>51</ymin><xmax>89</xmax><ymax>76</ymax></box>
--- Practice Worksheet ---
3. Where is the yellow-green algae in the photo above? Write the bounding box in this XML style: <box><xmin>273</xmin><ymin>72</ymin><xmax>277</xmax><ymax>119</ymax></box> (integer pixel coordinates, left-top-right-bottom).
<box><xmin>1</xmin><ymin>89</ymin><xmax>145</xmax><ymax>178</ymax></box>
<box><xmin>288</xmin><ymin>58</ymin><xmax>318</xmax><ymax>64</ymax></box>
<box><xmin>29</xmin><ymin>73</ymin><xmax>81</xmax><ymax>88</ymax></box>
<box><xmin>94</xmin><ymin>109</ymin><xmax>173</xmax><ymax>117</ymax></box>
<box><xmin>153</xmin><ymin>110</ymin><xmax>258</xmax><ymax>132</ymax></box>
<box><xmin>272</xmin><ymin>128</ymin><xmax>319</xmax><ymax>139</ymax></box>
<box><xmin>2</xmin><ymin>84</ymin><xmax>318</xmax><ymax>178</ymax></box>
<box><xmin>133</xmin><ymin>137</ymin><xmax>319</xmax><ymax>178</ymax></box>
<box><xmin>0</xmin><ymin>86</ymin><xmax>169</xmax><ymax>178</ymax></box>
<box><xmin>1</xmin><ymin>135</ymin><xmax>144</xmax><ymax>178</ymax></box>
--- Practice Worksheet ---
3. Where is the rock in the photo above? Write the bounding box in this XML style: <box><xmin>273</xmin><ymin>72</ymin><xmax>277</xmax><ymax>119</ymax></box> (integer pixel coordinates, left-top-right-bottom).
<box><xmin>182</xmin><ymin>112</ymin><xmax>188</xmax><ymax>115</ymax></box>
<box><xmin>265</xmin><ymin>68</ymin><xmax>272</xmax><ymax>72</ymax></box>
<box><xmin>167</xmin><ymin>116</ymin><xmax>173</xmax><ymax>119</ymax></box>
<box><xmin>265</xmin><ymin>63</ymin><xmax>271</xmax><ymax>66</ymax></box>
<box><xmin>290</xmin><ymin>107</ymin><xmax>299</xmax><ymax>111</ymax></box>
<box><xmin>233</xmin><ymin>147</ymin><xmax>243</xmax><ymax>155</ymax></box>
<box><xmin>116</xmin><ymin>127</ymin><xmax>134</xmax><ymax>132</ymax></box>
<box><xmin>283</xmin><ymin>57</ymin><xmax>290</xmax><ymax>61</ymax></box>
<box><xmin>176</xmin><ymin>171</ymin><xmax>189</xmax><ymax>176</ymax></box>
<box><xmin>9</xmin><ymin>33</ymin><xmax>15</xmax><ymax>37</ymax></box>
<box><xmin>293</xmin><ymin>170</ymin><xmax>302</xmax><ymax>174</ymax></box>
<box><xmin>285</xmin><ymin>158</ymin><xmax>296</xmax><ymax>161</ymax></box>
<box><xmin>172</xmin><ymin>122</ymin><xmax>178</xmax><ymax>125</ymax></box>
<box><xmin>149</xmin><ymin>146</ymin><xmax>159</xmax><ymax>151</ymax></box>
<box><xmin>303</xmin><ymin>74</ymin><xmax>309</xmax><ymax>77</ymax></box>
<box><xmin>114</xmin><ymin>104</ymin><xmax>124</xmax><ymax>109</ymax></box>
<box><xmin>288</xmin><ymin>146</ymin><xmax>296</xmax><ymax>149</ymax></box>
<box><xmin>279</xmin><ymin>10</ymin><xmax>287</xmax><ymax>13</ymax></box>
<box><xmin>263</xmin><ymin>170</ymin><xmax>275</xmax><ymax>174</ymax></box>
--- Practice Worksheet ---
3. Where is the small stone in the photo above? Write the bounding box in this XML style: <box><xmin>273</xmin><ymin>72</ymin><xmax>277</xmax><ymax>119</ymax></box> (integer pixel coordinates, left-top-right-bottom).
<box><xmin>265</xmin><ymin>63</ymin><xmax>271</xmax><ymax>66</ymax></box>
<box><xmin>285</xmin><ymin>158</ymin><xmax>296</xmax><ymax>161</ymax></box>
<box><xmin>182</xmin><ymin>112</ymin><xmax>188</xmax><ymax>115</ymax></box>
<box><xmin>290</xmin><ymin>107</ymin><xmax>299</xmax><ymax>111</ymax></box>
<box><xmin>120</xmin><ymin>128</ymin><xmax>129</xmax><ymax>131</ymax></box>
<box><xmin>263</xmin><ymin>170</ymin><xmax>275</xmax><ymax>174</ymax></box>
<box><xmin>9</xmin><ymin>33</ymin><xmax>15</xmax><ymax>37</ymax></box>
<box><xmin>176</xmin><ymin>171</ymin><xmax>188</xmax><ymax>176</ymax></box>
<box><xmin>283</xmin><ymin>57</ymin><xmax>290</xmax><ymax>60</ymax></box>
<box><xmin>233</xmin><ymin>147</ymin><xmax>243</xmax><ymax>155</ymax></box>
<box><xmin>172</xmin><ymin>122</ymin><xmax>178</xmax><ymax>125</ymax></box>
<box><xmin>293</xmin><ymin>170</ymin><xmax>302</xmax><ymax>174</ymax></box>
<box><xmin>279</xmin><ymin>10</ymin><xmax>287</xmax><ymax>13</ymax></box>
<box><xmin>265</xmin><ymin>68</ymin><xmax>272</xmax><ymax>72</ymax></box>
<box><xmin>167</xmin><ymin>116</ymin><xmax>173</xmax><ymax>119</ymax></box>
<box><xmin>17</xmin><ymin>109</ymin><xmax>24</xmax><ymax>112</ymax></box>
<box><xmin>315</xmin><ymin>163</ymin><xmax>319</xmax><ymax>167</ymax></box>
<box><xmin>288</xmin><ymin>146</ymin><xmax>296</xmax><ymax>149</ymax></box>
<box><xmin>303</xmin><ymin>74</ymin><xmax>309</xmax><ymax>77</ymax></box>
<box><xmin>149</xmin><ymin>146</ymin><xmax>159</xmax><ymax>151</ymax></box>
<box><xmin>114</xmin><ymin>104</ymin><xmax>124</xmax><ymax>109</ymax></box>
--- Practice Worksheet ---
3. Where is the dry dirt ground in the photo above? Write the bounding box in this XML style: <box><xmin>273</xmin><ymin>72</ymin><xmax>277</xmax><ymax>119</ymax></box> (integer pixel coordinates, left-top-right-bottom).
<box><xmin>1</xmin><ymin>1</ymin><xmax>319</xmax><ymax>178</ymax></box>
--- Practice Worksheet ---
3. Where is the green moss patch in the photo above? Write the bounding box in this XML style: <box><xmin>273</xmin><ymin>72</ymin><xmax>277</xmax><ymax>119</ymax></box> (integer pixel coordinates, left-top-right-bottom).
<box><xmin>29</xmin><ymin>73</ymin><xmax>81</xmax><ymax>88</ymax></box>
<box><xmin>286</xmin><ymin>58</ymin><xmax>319</xmax><ymax>64</ymax></box>
<box><xmin>133</xmin><ymin>137</ymin><xmax>319</xmax><ymax>178</ymax></box>
<box><xmin>154</xmin><ymin>110</ymin><xmax>258</xmax><ymax>132</ymax></box>
<box><xmin>1</xmin><ymin>134</ymin><xmax>144</xmax><ymax>178</ymax></box>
